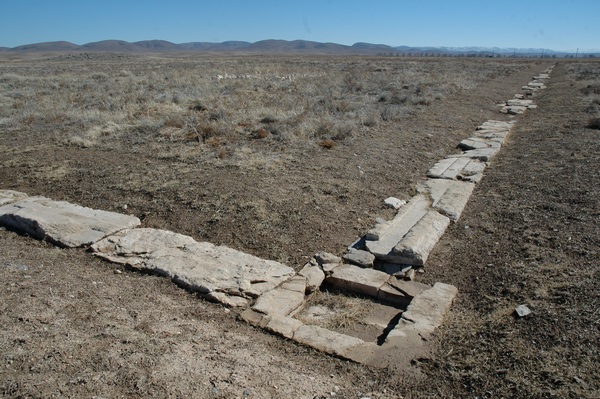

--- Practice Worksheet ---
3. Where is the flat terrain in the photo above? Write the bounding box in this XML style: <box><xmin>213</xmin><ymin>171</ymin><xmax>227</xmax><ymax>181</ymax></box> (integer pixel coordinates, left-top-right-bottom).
<box><xmin>1</xmin><ymin>55</ymin><xmax>598</xmax><ymax>398</ymax></box>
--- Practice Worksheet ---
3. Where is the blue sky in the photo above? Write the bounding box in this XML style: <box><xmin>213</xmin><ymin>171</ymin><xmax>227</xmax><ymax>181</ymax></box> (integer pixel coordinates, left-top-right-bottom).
<box><xmin>1</xmin><ymin>1</ymin><xmax>598</xmax><ymax>52</ymax></box>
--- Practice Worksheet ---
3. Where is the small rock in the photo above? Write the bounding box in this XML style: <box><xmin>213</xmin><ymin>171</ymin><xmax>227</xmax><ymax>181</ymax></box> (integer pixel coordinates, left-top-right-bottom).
<box><xmin>384</xmin><ymin>197</ymin><xmax>406</xmax><ymax>209</ymax></box>
<box><xmin>515</xmin><ymin>304</ymin><xmax>532</xmax><ymax>317</ymax></box>
<box><xmin>404</xmin><ymin>269</ymin><xmax>416</xmax><ymax>281</ymax></box>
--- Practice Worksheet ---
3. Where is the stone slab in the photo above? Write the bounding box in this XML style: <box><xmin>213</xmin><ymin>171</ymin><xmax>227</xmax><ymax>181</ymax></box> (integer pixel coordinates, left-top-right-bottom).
<box><xmin>343</xmin><ymin>248</ymin><xmax>375</xmax><ymax>268</ymax></box>
<box><xmin>377</xmin><ymin>279</ymin><xmax>431</xmax><ymax>306</ymax></box>
<box><xmin>392</xmin><ymin>210</ymin><xmax>450</xmax><ymax>266</ymax></box>
<box><xmin>365</xmin><ymin>195</ymin><xmax>430</xmax><ymax>262</ymax></box>
<box><xmin>293</xmin><ymin>325</ymin><xmax>365</xmax><ymax>360</ymax></box>
<box><xmin>265</xmin><ymin>316</ymin><xmax>304</xmax><ymax>339</ymax></box>
<box><xmin>91</xmin><ymin>228</ymin><xmax>295</xmax><ymax>300</ymax></box>
<box><xmin>0</xmin><ymin>196</ymin><xmax>141</xmax><ymax>247</ymax></box>
<box><xmin>298</xmin><ymin>262</ymin><xmax>325</xmax><ymax>293</ymax></box>
<box><xmin>326</xmin><ymin>264</ymin><xmax>390</xmax><ymax>297</ymax></box>
<box><xmin>205</xmin><ymin>292</ymin><xmax>249</xmax><ymax>308</ymax></box>
<box><xmin>0</xmin><ymin>190</ymin><xmax>28</xmax><ymax>206</ymax></box>
<box><xmin>506</xmin><ymin>98</ymin><xmax>534</xmax><ymax>107</ymax></box>
<box><xmin>420</xmin><ymin>179</ymin><xmax>475</xmax><ymax>221</ymax></box>
<box><xmin>388</xmin><ymin>282</ymin><xmax>458</xmax><ymax>340</ymax></box>
<box><xmin>253</xmin><ymin>287</ymin><xmax>306</xmax><ymax>317</ymax></box>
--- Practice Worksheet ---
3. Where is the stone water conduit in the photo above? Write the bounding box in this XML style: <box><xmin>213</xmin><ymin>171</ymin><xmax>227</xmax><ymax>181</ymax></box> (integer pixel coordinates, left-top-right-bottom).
<box><xmin>0</xmin><ymin>66</ymin><xmax>554</xmax><ymax>366</ymax></box>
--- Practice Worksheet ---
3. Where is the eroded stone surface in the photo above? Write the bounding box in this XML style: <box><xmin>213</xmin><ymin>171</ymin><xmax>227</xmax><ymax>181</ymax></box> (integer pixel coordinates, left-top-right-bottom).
<box><xmin>378</xmin><ymin>279</ymin><xmax>431</xmax><ymax>306</ymax></box>
<box><xmin>92</xmin><ymin>228</ymin><xmax>295</xmax><ymax>302</ymax></box>
<box><xmin>0</xmin><ymin>190</ymin><xmax>28</xmax><ymax>206</ymax></box>
<box><xmin>0</xmin><ymin>196</ymin><xmax>140</xmax><ymax>247</ymax></box>
<box><xmin>265</xmin><ymin>316</ymin><xmax>304</xmax><ymax>339</ymax></box>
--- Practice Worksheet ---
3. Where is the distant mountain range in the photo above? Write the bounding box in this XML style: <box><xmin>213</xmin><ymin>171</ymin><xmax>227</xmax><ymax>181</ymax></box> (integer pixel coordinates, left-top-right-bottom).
<box><xmin>0</xmin><ymin>39</ymin><xmax>593</xmax><ymax>57</ymax></box>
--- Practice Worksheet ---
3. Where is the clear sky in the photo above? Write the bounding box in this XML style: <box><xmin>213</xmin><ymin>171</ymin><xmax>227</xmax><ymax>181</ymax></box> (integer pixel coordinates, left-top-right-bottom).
<box><xmin>1</xmin><ymin>0</ymin><xmax>598</xmax><ymax>52</ymax></box>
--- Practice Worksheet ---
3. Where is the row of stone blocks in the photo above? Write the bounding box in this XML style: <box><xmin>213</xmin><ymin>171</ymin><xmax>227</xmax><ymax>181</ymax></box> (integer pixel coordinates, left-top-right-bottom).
<box><xmin>0</xmin><ymin>66</ymin><xmax>553</xmax><ymax>364</ymax></box>
<box><xmin>0</xmin><ymin>189</ymin><xmax>457</xmax><ymax>364</ymax></box>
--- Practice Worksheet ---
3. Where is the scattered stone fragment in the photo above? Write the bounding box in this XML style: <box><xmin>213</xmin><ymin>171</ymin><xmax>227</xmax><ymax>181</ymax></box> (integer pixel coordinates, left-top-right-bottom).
<box><xmin>321</xmin><ymin>263</ymin><xmax>339</xmax><ymax>273</ymax></box>
<box><xmin>515</xmin><ymin>304</ymin><xmax>532</xmax><ymax>318</ymax></box>
<box><xmin>0</xmin><ymin>190</ymin><xmax>28</xmax><ymax>206</ymax></box>
<box><xmin>392</xmin><ymin>210</ymin><xmax>450</xmax><ymax>266</ymax></box>
<box><xmin>383</xmin><ymin>197</ymin><xmax>406</xmax><ymax>209</ymax></box>
<box><xmin>92</xmin><ymin>228</ymin><xmax>294</xmax><ymax>302</ymax></box>
<box><xmin>326</xmin><ymin>264</ymin><xmax>390</xmax><ymax>297</ymax></box>
<box><xmin>343</xmin><ymin>248</ymin><xmax>376</xmax><ymax>268</ymax></box>
<box><xmin>0</xmin><ymin>196</ymin><xmax>141</xmax><ymax>247</ymax></box>
<box><xmin>404</xmin><ymin>269</ymin><xmax>416</xmax><ymax>281</ymax></box>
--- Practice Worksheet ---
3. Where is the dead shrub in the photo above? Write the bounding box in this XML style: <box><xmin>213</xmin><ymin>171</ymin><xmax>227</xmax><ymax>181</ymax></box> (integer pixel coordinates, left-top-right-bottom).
<box><xmin>253</xmin><ymin>128</ymin><xmax>270</xmax><ymax>139</ymax></box>
<box><xmin>319</xmin><ymin>139</ymin><xmax>337</xmax><ymax>149</ymax></box>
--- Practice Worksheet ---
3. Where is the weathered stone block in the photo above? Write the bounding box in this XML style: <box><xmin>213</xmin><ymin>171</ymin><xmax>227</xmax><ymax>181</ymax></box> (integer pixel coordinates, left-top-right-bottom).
<box><xmin>265</xmin><ymin>316</ymin><xmax>303</xmax><ymax>339</ymax></box>
<box><xmin>298</xmin><ymin>262</ymin><xmax>325</xmax><ymax>292</ymax></box>
<box><xmin>343</xmin><ymin>248</ymin><xmax>375</xmax><ymax>268</ymax></box>
<box><xmin>252</xmin><ymin>287</ymin><xmax>305</xmax><ymax>317</ymax></box>
<box><xmin>92</xmin><ymin>228</ymin><xmax>294</xmax><ymax>298</ymax></box>
<box><xmin>326</xmin><ymin>264</ymin><xmax>389</xmax><ymax>297</ymax></box>
<box><xmin>0</xmin><ymin>196</ymin><xmax>141</xmax><ymax>247</ymax></box>
<box><xmin>293</xmin><ymin>325</ymin><xmax>364</xmax><ymax>359</ymax></box>
<box><xmin>392</xmin><ymin>210</ymin><xmax>450</xmax><ymax>266</ymax></box>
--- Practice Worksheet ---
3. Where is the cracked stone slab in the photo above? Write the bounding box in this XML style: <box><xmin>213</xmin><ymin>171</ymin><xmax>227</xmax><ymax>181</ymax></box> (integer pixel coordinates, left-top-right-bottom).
<box><xmin>365</xmin><ymin>195</ymin><xmax>430</xmax><ymax>262</ymax></box>
<box><xmin>378</xmin><ymin>279</ymin><xmax>431</xmax><ymax>306</ymax></box>
<box><xmin>91</xmin><ymin>228</ymin><xmax>295</xmax><ymax>302</ymax></box>
<box><xmin>0</xmin><ymin>196</ymin><xmax>140</xmax><ymax>247</ymax></box>
<box><xmin>458</xmin><ymin>137</ymin><xmax>501</xmax><ymax>151</ymax></box>
<box><xmin>392</xmin><ymin>210</ymin><xmax>450</xmax><ymax>266</ymax></box>
<box><xmin>427</xmin><ymin>157</ymin><xmax>486</xmax><ymax>182</ymax></box>
<box><xmin>0</xmin><ymin>190</ymin><xmax>29</xmax><ymax>206</ymax></box>
<box><xmin>420</xmin><ymin>179</ymin><xmax>475</xmax><ymax>222</ymax></box>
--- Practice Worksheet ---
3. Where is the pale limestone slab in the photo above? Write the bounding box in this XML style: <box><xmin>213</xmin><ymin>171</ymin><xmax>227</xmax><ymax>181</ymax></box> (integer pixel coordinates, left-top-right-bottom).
<box><xmin>388</xmin><ymin>282</ymin><xmax>458</xmax><ymax>340</ymax></box>
<box><xmin>343</xmin><ymin>248</ymin><xmax>375</xmax><ymax>268</ymax></box>
<box><xmin>281</xmin><ymin>275</ymin><xmax>307</xmax><ymax>293</ymax></box>
<box><xmin>253</xmin><ymin>287</ymin><xmax>305</xmax><ymax>317</ymax></box>
<box><xmin>426</xmin><ymin>158</ymin><xmax>456</xmax><ymax>179</ymax></box>
<box><xmin>326</xmin><ymin>264</ymin><xmax>389</xmax><ymax>297</ymax></box>
<box><xmin>506</xmin><ymin>98</ymin><xmax>534</xmax><ymax>107</ymax></box>
<box><xmin>421</xmin><ymin>179</ymin><xmax>475</xmax><ymax>222</ymax></box>
<box><xmin>392</xmin><ymin>210</ymin><xmax>450</xmax><ymax>266</ymax></box>
<box><xmin>265</xmin><ymin>316</ymin><xmax>304</xmax><ymax>339</ymax></box>
<box><xmin>0</xmin><ymin>190</ymin><xmax>28</xmax><ymax>206</ymax></box>
<box><xmin>92</xmin><ymin>228</ymin><xmax>295</xmax><ymax>301</ymax></box>
<box><xmin>293</xmin><ymin>325</ymin><xmax>365</xmax><ymax>359</ymax></box>
<box><xmin>0</xmin><ymin>196</ymin><xmax>140</xmax><ymax>247</ymax></box>
<box><xmin>365</xmin><ymin>195</ymin><xmax>430</xmax><ymax>262</ymax></box>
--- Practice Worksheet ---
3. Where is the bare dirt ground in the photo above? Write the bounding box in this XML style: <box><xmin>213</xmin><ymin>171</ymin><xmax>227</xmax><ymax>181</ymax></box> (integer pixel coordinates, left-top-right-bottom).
<box><xmin>1</xmin><ymin>56</ymin><xmax>598</xmax><ymax>398</ymax></box>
